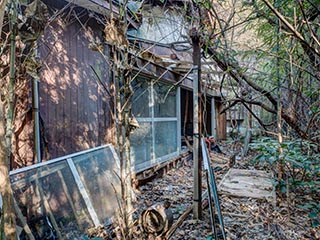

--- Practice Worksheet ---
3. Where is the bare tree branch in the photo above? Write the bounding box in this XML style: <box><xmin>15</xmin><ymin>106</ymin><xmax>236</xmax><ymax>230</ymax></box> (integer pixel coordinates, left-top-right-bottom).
<box><xmin>261</xmin><ymin>0</ymin><xmax>320</xmax><ymax>58</ymax></box>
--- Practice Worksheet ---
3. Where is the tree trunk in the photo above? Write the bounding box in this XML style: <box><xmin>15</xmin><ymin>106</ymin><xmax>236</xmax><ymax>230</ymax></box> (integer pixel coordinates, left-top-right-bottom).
<box><xmin>0</xmin><ymin>1</ymin><xmax>18</xmax><ymax>238</ymax></box>
<box><xmin>0</xmin><ymin>101</ymin><xmax>17</xmax><ymax>240</ymax></box>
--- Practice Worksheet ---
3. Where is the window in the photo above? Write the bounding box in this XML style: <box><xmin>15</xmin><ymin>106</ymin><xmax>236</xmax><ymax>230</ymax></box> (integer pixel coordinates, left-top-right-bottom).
<box><xmin>131</xmin><ymin>78</ymin><xmax>180</xmax><ymax>172</ymax></box>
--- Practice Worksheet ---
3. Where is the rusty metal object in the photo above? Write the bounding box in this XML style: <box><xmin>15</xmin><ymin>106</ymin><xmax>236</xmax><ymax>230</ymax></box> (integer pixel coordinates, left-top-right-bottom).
<box><xmin>139</xmin><ymin>202</ymin><xmax>173</xmax><ymax>237</ymax></box>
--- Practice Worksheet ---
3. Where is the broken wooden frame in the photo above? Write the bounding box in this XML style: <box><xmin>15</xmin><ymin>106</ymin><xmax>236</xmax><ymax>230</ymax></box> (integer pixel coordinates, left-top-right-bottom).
<box><xmin>201</xmin><ymin>138</ymin><xmax>226</xmax><ymax>240</ymax></box>
<box><xmin>9</xmin><ymin>144</ymin><xmax>120</xmax><ymax>239</ymax></box>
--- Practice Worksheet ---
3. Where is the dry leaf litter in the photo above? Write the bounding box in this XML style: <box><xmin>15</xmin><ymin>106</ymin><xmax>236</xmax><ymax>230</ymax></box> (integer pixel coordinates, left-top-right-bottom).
<box><xmin>89</xmin><ymin>141</ymin><xmax>319</xmax><ymax>240</ymax></box>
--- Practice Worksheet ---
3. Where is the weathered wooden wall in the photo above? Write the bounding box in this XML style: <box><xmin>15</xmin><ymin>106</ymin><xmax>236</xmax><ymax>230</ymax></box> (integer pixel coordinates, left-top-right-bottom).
<box><xmin>215</xmin><ymin>99</ymin><xmax>227</xmax><ymax>140</ymax></box>
<box><xmin>38</xmin><ymin>15</ymin><xmax>114</xmax><ymax>160</ymax></box>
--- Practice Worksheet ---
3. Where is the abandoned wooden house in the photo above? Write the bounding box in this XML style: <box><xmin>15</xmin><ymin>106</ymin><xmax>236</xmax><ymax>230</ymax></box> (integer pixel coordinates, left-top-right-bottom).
<box><xmin>8</xmin><ymin>0</ymin><xmax>227</xmax><ymax>237</ymax></box>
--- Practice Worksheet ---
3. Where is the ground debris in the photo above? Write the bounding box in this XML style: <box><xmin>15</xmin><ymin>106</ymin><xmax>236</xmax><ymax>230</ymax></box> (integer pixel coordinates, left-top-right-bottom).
<box><xmin>132</xmin><ymin>142</ymin><xmax>319</xmax><ymax>240</ymax></box>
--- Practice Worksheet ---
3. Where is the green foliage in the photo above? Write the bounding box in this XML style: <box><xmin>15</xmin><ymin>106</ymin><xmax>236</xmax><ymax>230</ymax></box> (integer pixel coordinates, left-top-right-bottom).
<box><xmin>250</xmin><ymin>137</ymin><xmax>320</xmax><ymax>226</ymax></box>
<box><xmin>298</xmin><ymin>201</ymin><xmax>320</xmax><ymax>227</ymax></box>
<box><xmin>250</xmin><ymin>137</ymin><xmax>319</xmax><ymax>175</ymax></box>
<box><xmin>241</xmin><ymin>0</ymin><xmax>320</xmax><ymax>104</ymax></box>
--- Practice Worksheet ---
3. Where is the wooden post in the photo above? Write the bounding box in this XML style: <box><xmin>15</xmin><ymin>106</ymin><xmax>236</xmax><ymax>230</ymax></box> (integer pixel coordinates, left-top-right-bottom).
<box><xmin>190</xmin><ymin>28</ymin><xmax>202</xmax><ymax>219</ymax></box>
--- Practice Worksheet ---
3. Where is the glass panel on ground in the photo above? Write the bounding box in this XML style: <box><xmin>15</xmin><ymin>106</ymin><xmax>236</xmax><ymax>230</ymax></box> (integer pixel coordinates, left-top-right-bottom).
<box><xmin>154</xmin><ymin>121</ymin><xmax>177</xmax><ymax>158</ymax></box>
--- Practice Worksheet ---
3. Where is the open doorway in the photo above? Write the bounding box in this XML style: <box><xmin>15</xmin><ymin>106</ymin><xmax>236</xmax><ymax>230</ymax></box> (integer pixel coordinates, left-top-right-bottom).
<box><xmin>180</xmin><ymin>89</ymin><xmax>226</xmax><ymax>149</ymax></box>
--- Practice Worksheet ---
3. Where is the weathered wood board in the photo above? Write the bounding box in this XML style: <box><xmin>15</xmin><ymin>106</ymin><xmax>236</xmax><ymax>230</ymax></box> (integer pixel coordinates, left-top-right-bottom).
<box><xmin>218</xmin><ymin>169</ymin><xmax>275</xmax><ymax>202</ymax></box>
<box><xmin>210</xmin><ymin>152</ymin><xmax>235</xmax><ymax>168</ymax></box>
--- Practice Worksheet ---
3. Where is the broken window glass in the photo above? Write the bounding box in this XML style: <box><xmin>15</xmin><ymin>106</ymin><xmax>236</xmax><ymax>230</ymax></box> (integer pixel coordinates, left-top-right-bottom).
<box><xmin>10</xmin><ymin>145</ymin><xmax>120</xmax><ymax>239</ymax></box>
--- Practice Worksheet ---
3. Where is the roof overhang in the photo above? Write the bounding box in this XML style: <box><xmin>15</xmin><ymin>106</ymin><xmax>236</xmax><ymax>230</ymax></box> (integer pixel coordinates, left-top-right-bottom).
<box><xmin>64</xmin><ymin>0</ymin><xmax>140</xmax><ymax>29</ymax></box>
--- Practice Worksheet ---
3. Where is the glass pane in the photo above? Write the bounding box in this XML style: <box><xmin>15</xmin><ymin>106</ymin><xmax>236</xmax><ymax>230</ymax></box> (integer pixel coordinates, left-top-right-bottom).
<box><xmin>72</xmin><ymin>147</ymin><xmax>120</xmax><ymax>224</ymax></box>
<box><xmin>131</xmin><ymin>122</ymin><xmax>152</xmax><ymax>166</ymax></box>
<box><xmin>154</xmin><ymin>82</ymin><xmax>176</xmax><ymax>117</ymax></box>
<box><xmin>11</xmin><ymin>161</ymin><xmax>93</xmax><ymax>239</ymax></box>
<box><xmin>132</xmin><ymin>78</ymin><xmax>150</xmax><ymax>117</ymax></box>
<box><xmin>154</xmin><ymin>121</ymin><xmax>177</xmax><ymax>158</ymax></box>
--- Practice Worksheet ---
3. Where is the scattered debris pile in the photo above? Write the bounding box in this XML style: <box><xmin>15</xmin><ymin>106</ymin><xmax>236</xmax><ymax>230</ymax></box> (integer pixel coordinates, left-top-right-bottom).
<box><xmin>88</xmin><ymin>142</ymin><xmax>319</xmax><ymax>239</ymax></box>
<box><xmin>133</xmin><ymin>145</ymin><xmax>318</xmax><ymax>239</ymax></box>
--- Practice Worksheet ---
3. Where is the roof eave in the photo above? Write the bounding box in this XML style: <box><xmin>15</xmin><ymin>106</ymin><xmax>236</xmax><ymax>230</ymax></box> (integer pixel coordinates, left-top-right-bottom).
<box><xmin>65</xmin><ymin>0</ymin><xmax>140</xmax><ymax>29</ymax></box>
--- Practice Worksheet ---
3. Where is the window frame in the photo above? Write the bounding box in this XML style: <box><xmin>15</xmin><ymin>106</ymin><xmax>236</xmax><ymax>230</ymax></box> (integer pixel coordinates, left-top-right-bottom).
<box><xmin>131</xmin><ymin>78</ymin><xmax>181</xmax><ymax>172</ymax></box>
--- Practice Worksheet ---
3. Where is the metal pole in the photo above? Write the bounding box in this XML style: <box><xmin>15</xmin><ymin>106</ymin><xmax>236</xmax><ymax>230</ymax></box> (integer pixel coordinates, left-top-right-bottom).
<box><xmin>191</xmin><ymin>28</ymin><xmax>202</xmax><ymax>219</ymax></box>
<box><xmin>32</xmin><ymin>78</ymin><xmax>41</xmax><ymax>163</ymax></box>
<box><xmin>211</xmin><ymin>97</ymin><xmax>217</xmax><ymax>138</ymax></box>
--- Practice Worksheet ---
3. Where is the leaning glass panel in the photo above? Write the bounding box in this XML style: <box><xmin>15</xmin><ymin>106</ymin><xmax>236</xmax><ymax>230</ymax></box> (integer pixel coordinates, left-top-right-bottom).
<box><xmin>72</xmin><ymin>147</ymin><xmax>120</xmax><ymax>224</ymax></box>
<box><xmin>154</xmin><ymin>121</ymin><xmax>177</xmax><ymax>158</ymax></box>
<box><xmin>11</xmin><ymin>160</ymin><xmax>93</xmax><ymax>239</ymax></box>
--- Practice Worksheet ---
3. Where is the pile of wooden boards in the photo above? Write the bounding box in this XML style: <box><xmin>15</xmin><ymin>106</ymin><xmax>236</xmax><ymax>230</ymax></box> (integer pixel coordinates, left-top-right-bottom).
<box><xmin>209</xmin><ymin>152</ymin><xmax>235</xmax><ymax>169</ymax></box>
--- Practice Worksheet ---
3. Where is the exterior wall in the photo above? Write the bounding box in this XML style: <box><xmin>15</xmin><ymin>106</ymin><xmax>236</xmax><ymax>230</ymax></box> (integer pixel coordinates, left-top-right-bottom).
<box><xmin>215</xmin><ymin>98</ymin><xmax>227</xmax><ymax>140</ymax></box>
<box><xmin>38</xmin><ymin>16</ymin><xmax>113</xmax><ymax>160</ymax></box>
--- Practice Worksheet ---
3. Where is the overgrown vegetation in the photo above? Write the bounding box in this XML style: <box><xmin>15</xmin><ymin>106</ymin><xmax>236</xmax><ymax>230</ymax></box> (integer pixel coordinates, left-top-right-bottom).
<box><xmin>0</xmin><ymin>0</ymin><xmax>319</xmax><ymax>238</ymax></box>
<box><xmin>197</xmin><ymin>0</ymin><xmax>319</xmax><ymax>143</ymax></box>
<box><xmin>250</xmin><ymin>137</ymin><xmax>320</xmax><ymax>227</ymax></box>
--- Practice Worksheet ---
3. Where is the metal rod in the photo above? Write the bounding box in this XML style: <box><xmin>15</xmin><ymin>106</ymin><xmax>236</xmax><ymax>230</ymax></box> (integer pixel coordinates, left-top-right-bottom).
<box><xmin>33</xmin><ymin>78</ymin><xmax>41</xmax><ymax>163</ymax></box>
<box><xmin>201</xmin><ymin>138</ymin><xmax>226</xmax><ymax>240</ymax></box>
<box><xmin>205</xmin><ymin>170</ymin><xmax>218</xmax><ymax>239</ymax></box>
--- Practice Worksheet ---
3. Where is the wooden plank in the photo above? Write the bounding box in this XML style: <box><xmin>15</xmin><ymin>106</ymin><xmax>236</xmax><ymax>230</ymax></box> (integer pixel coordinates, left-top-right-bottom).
<box><xmin>13</xmin><ymin>198</ymin><xmax>35</xmax><ymax>240</ymax></box>
<box><xmin>218</xmin><ymin>168</ymin><xmax>275</xmax><ymax>201</ymax></box>
<box><xmin>69</xmin><ymin>22</ymin><xmax>77</xmax><ymax>153</ymax></box>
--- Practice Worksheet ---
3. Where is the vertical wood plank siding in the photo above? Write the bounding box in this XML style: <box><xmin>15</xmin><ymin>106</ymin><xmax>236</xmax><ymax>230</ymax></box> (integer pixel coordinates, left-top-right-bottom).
<box><xmin>39</xmin><ymin>17</ymin><xmax>113</xmax><ymax>160</ymax></box>
<box><xmin>216</xmin><ymin>100</ymin><xmax>227</xmax><ymax>140</ymax></box>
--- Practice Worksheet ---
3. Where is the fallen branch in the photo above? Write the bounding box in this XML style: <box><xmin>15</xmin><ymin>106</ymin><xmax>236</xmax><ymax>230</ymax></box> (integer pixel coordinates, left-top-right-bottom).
<box><xmin>165</xmin><ymin>191</ymin><xmax>208</xmax><ymax>239</ymax></box>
